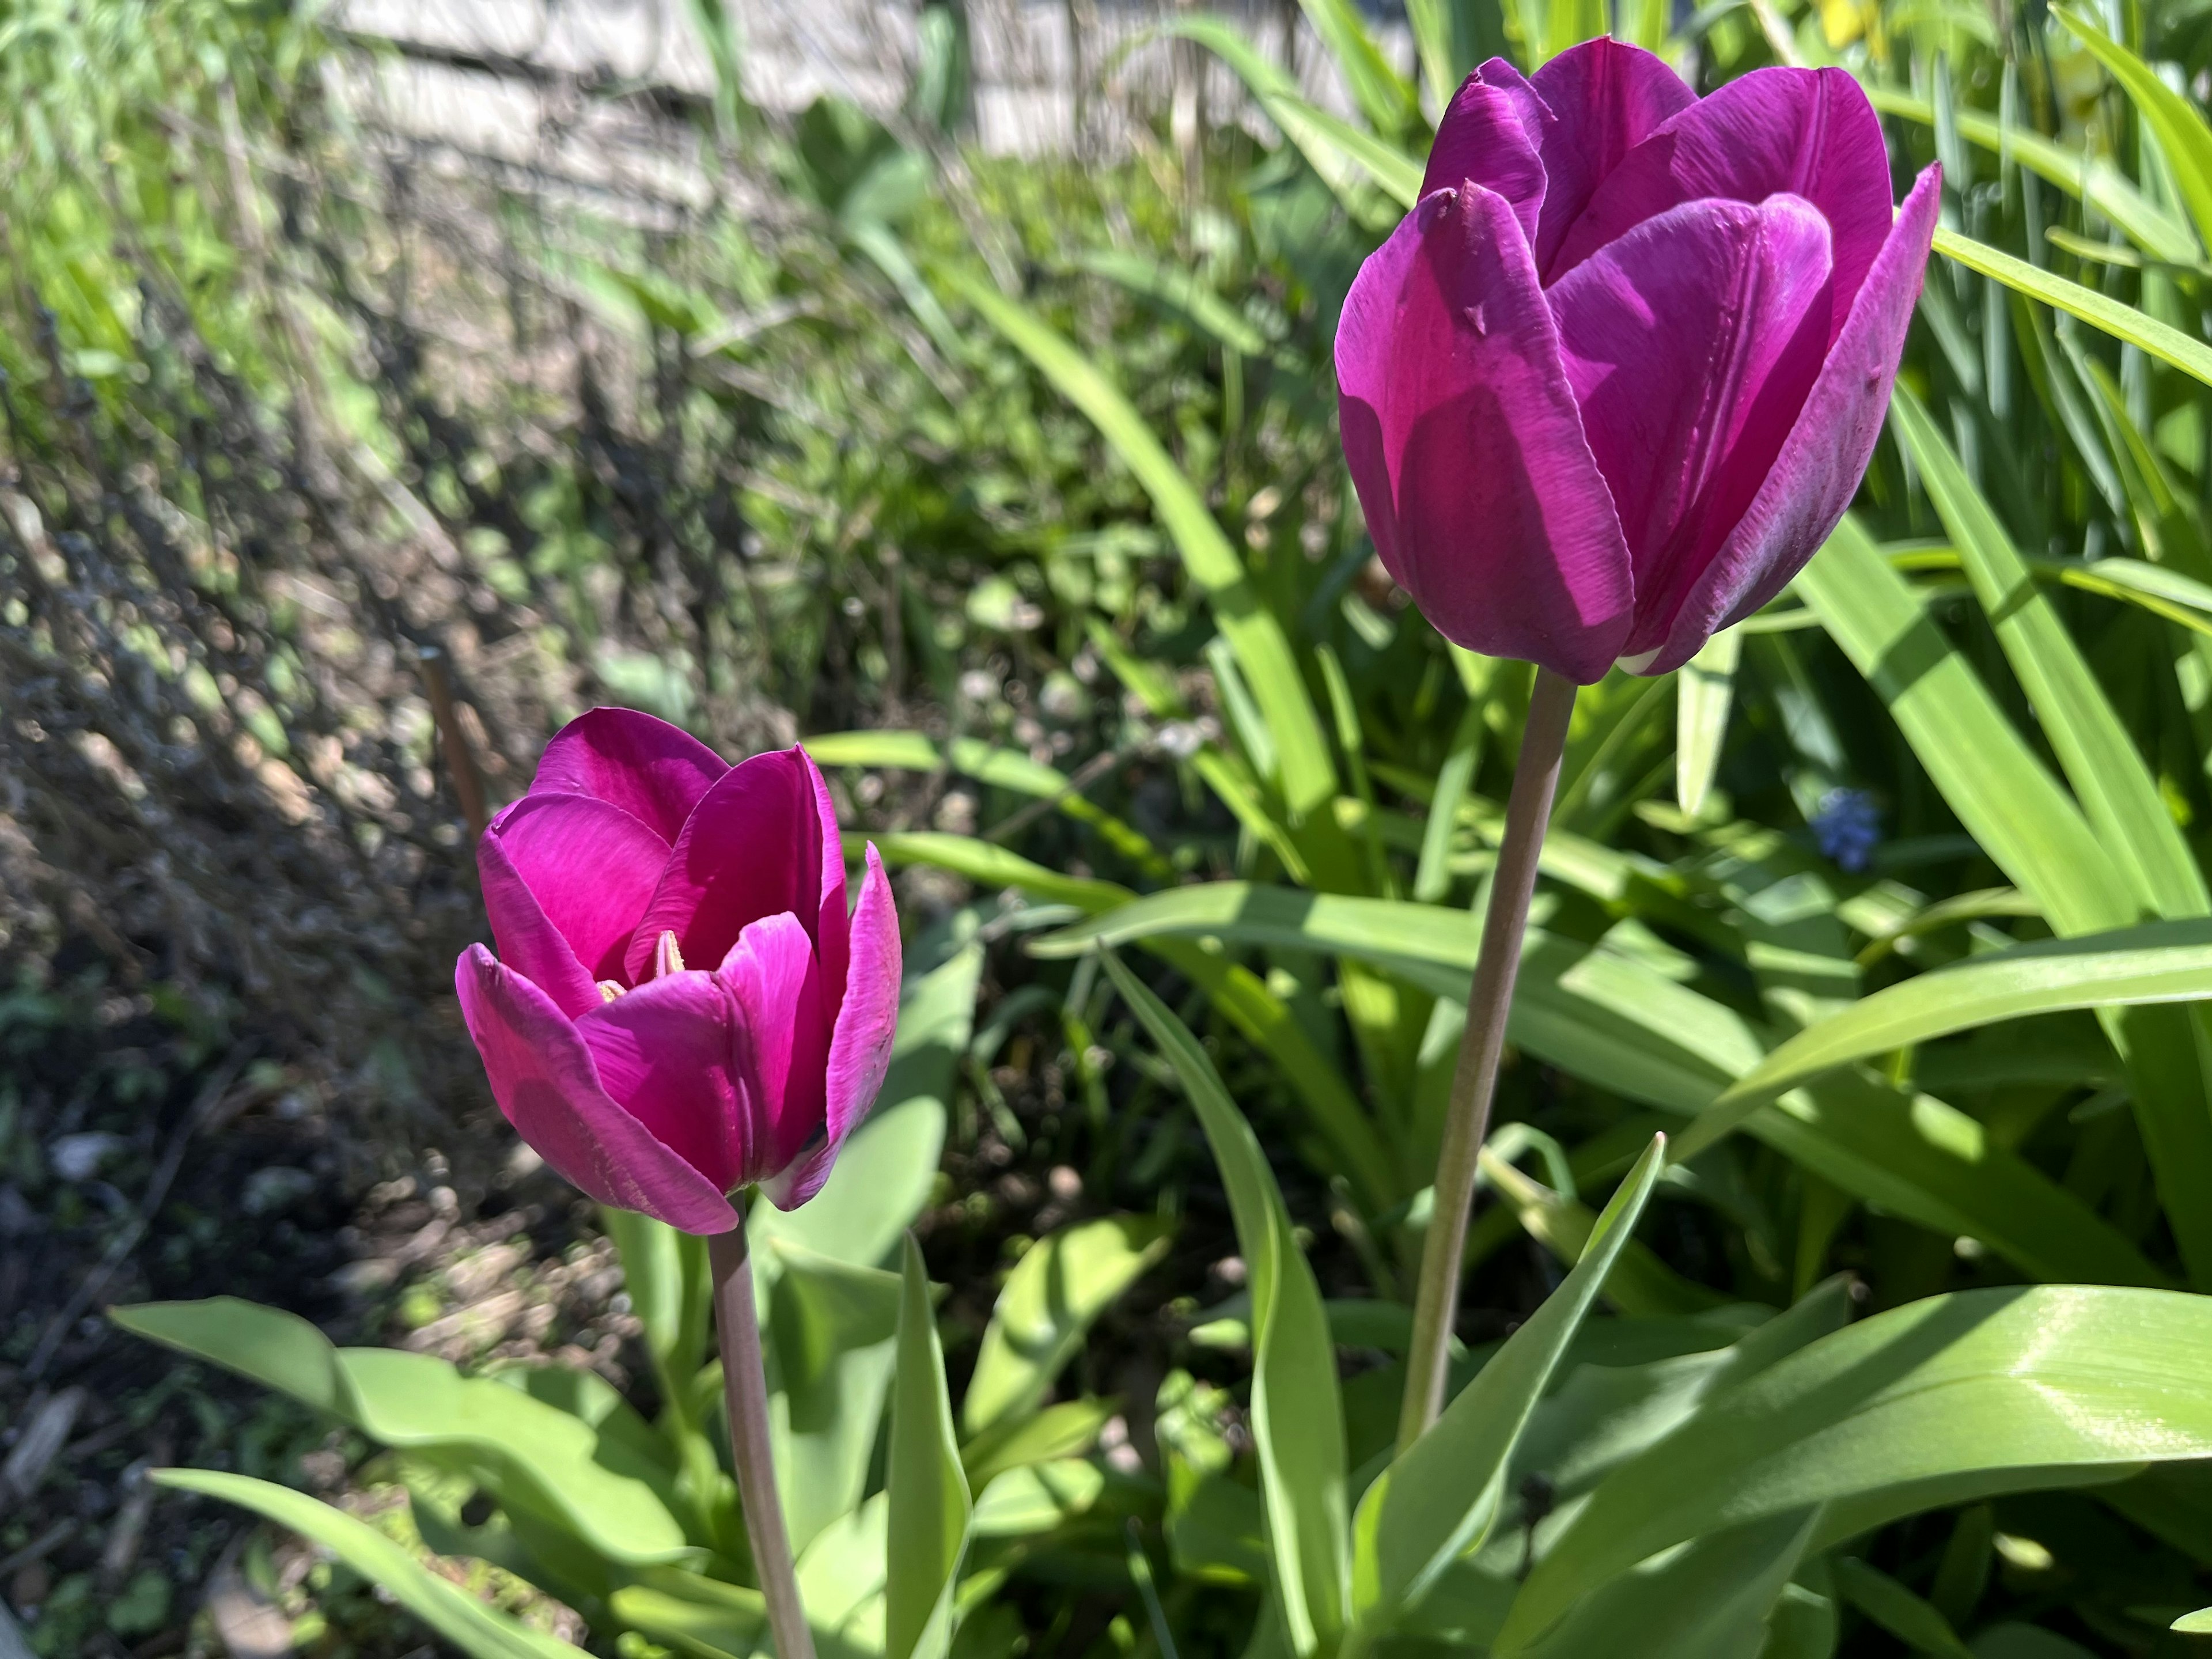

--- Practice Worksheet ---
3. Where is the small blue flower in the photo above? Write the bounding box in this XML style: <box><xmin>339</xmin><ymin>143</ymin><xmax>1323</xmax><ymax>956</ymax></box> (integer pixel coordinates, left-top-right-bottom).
<box><xmin>1810</xmin><ymin>787</ymin><xmax>1881</xmax><ymax>873</ymax></box>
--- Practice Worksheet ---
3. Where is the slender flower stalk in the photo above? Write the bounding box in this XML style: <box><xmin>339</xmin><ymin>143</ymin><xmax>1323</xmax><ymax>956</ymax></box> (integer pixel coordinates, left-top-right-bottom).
<box><xmin>710</xmin><ymin>1216</ymin><xmax>816</xmax><ymax>1659</ymax></box>
<box><xmin>1396</xmin><ymin>669</ymin><xmax>1578</xmax><ymax>1452</ymax></box>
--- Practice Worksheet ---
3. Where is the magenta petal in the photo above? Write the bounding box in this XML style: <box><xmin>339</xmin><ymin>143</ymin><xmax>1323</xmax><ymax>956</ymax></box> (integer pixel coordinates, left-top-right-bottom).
<box><xmin>801</xmin><ymin>747</ymin><xmax>852</xmax><ymax>1012</ymax></box>
<box><xmin>716</xmin><ymin>911</ymin><xmax>830</xmax><ymax>1188</ymax></box>
<box><xmin>455</xmin><ymin>945</ymin><xmax>735</xmax><ymax>1234</ymax></box>
<box><xmin>481</xmin><ymin>793</ymin><xmax>666</xmax><ymax>988</ymax></box>
<box><xmin>576</xmin><ymin>971</ymin><xmax>748</xmax><ymax>1194</ymax></box>
<box><xmin>531</xmin><ymin>707</ymin><xmax>728</xmax><ymax>844</ymax></box>
<box><xmin>1550</xmin><ymin>66</ymin><xmax>1893</xmax><ymax>342</ymax></box>
<box><xmin>1527</xmin><ymin>37</ymin><xmax>1695</xmax><ymax>277</ymax></box>
<box><xmin>764</xmin><ymin>847</ymin><xmax>900</xmax><ymax>1211</ymax></box>
<box><xmin>1550</xmin><ymin>193</ymin><xmax>1834</xmax><ymax>658</ymax></box>
<box><xmin>476</xmin><ymin>831</ymin><xmax>600</xmax><ymax>1020</ymax></box>
<box><xmin>1336</xmin><ymin>183</ymin><xmax>1635</xmax><ymax>683</ymax></box>
<box><xmin>1422</xmin><ymin>63</ymin><xmax>1552</xmax><ymax>247</ymax></box>
<box><xmin>1631</xmin><ymin>165</ymin><xmax>1941</xmax><ymax>675</ymax></box>
<box><xmin>623</xmin><ymin>748</ymin><xmax>824</xmax><ymax>984</ymax></box>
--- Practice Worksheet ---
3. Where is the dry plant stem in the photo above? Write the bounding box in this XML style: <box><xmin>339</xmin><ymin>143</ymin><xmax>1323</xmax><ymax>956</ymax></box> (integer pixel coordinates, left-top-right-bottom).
<box><xmin>1396</xmin><ymin>666</ymin><xmax>1580</xmax><ymax>1453</ymax></box>
<box><xmin>710</xmin><ymin>1216</ymin><xmax>816</xmax><ymax>1659</ymax></box>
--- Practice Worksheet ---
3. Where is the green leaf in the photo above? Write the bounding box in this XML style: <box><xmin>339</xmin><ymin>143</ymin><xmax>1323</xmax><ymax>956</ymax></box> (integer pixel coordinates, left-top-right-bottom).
<box><xmin>115</xmin><ymin>1300</ymin><xmax>691</xmax><ymax>1563</ymax></box>
<box><xmin>962</xmin><ymin>1398</ymin><xmax>1120</xmax><ymax>1490</ymax></box>
<box><xmin>2174</xmin><ymin>1607</ymin><xmax>2212</xmax><ymax>1632</ymax></box>
<box><xmin>969</xmin><ymin>1459</ymin><xmax>1109</xmax><ymax>1538</ymax></box>
<box><xmin>886</xmin><ymin>1234</ymin><xmax>971</xmax><ymax>1659</ymax></box>
<box><xmin>1865</xmin><ymin>88</ymin><xmax>2194</xmax><ymax>259</ymax></box>
<box><xmin>805</xmin><ymin>730</ymin><xmax>1163</xmax><ymax>873</ymax></box>
<box><xmin>1495</xmin><ymin>1286</ymin><xmax>2212</xmax><ymax>1652</ymax></box>
<box><xmin>1796</xmin><ymin>517</ymin><xmax>2132</xmax><ymax>934</ymax></box>
<box><xmin>1832</xmin><ymin>1558</ymin><xmax>1972</xmax><ymax>1657</ymax></box>
<box><xmin>151</xmin><ymin>1470</ymin><xmax>581</xmax><ymax>1659</ymax></box>
<box><xmin>963</xmin><ymin>1214</ymin><xmax>1172</xmax><ymax>1438</ymax></box>
<box><xmin>1351</xmin><ymin>1138</ymin><xmax>1668</xmax><ymax>1633</ymax></box>
<box><xmin>1291</xmin><ymin>0</ymin><xmax>1421</xmax><ymax>137</ymax></box>
<box><xmin>767</xmin><ymin>1241</ymin><xmax>903</xmax><ymax>1554</ymax></box>
<box><xmin>1166</xmin><ymin>15</ymin><xmax>1423</xmax><ymax>217</ymax></box>
<box><xmin>609</xmin><ymin>1574</ymin><xmax>764</xmax><ymax>1659</ymax></box>
<box><xmin>1103</xmin><ymin>952</ymin><xmax>1349</xmax><ymax>1655</ymax></box>
<box><xmin>2051</xmin><ymin>7</ymin><xmax>2212</xmax><ymax>259</ymax></box>
<box><xmin>1675</xmin><ymin>630</ymin><xmax>1740</xmax><ymax>820</ymax></box>
<box><xmin>601</xmin><ymin>1210</ymin><xmax>711</xmax><ymax>1412</ymax></box>
<box><xmin>1032</xmin><ymin>884</ymin><xmax>2161</xmax><ymax>1287</ymax></box>
<box><xmin>1932</xmin><ymin>228</ymin><xmax>2212</xmax><ymax>387</ymax></box>
<box><xmin>945</xmin><ymin>270</ymin><xmax>1336</xmax><ymax>816</ymax></box>
<box><xmin>1512</xmin><ymin>1510</ymin><xmax>1823</xmax><ymax>1659</ymax></box>
<box><xmin>1888</xmin><ymin>386</ymin><xmax>2207</xmax><ymax>919</ymax></box>
<box><xmin>1680</xmin><ymin>920</ymin><xmax>2212</xmax><ymax>1158</ymax></box>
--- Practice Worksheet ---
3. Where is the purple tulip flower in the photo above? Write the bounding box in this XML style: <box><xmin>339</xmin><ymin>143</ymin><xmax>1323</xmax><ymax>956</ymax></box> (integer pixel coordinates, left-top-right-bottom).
<box><xmin>455</xmin><ymin>709</ymin><xmax>901</xmax><ymax>1234</ymax></box>
<box><xmin>1337</xmin><ymin>39</ymin><xmax>1940</xmax><ymax>682</ymax></box>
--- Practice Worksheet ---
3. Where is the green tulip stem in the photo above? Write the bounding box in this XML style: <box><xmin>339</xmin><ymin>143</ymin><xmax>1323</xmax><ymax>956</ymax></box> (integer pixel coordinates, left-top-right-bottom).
<box><xmin>710</xmin><ymin>1214</ymin><xmax>816</xmax><ymax>1659</ymax></box>
<box><xmin>1396</xmin><ymin>666</ymin><xmax>1578</xmax><ymax>1453</ymax></box>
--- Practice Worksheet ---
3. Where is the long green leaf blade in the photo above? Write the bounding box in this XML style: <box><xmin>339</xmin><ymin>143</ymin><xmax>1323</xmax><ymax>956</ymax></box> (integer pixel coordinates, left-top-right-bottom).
<box><xmin>1104</xmin><ymin>952</ymin><xmax>1349</xmax><ymax>1654</ymax></box>
<box><xmin>887</xmin><ymin>1234</ymin><xmax>972</xmax><ymax>1659</ymax></box>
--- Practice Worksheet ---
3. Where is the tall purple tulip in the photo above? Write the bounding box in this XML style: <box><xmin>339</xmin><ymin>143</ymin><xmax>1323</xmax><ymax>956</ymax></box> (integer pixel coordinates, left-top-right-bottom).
<box><xmin>454</xmin><ymin>709</ymin><xmax>901</xmax><ymax>1236</ymax></box>
<box><xmin>1337</xmin><ymin>38</ymin><xmax>1939</xmax><ymax>682</ymax></box>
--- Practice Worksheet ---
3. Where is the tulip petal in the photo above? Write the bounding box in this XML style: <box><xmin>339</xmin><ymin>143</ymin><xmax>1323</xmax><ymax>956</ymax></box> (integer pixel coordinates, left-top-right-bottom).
<box><xmin>623</xmin><ymin>748</ymin><xmax>825</xmax><ymax>984</ymax></box>
<box><xmin>1336</xmin><ymin>183</ymin><xmax>1635</xmax><ymax>683</ymax></box>
<box><xmin>1527</xmin><ymin>37</ymin><xmax>1695</xmax><ymax>276</ymax></box>
<box><xmin>480</xmin><ymin>793</ymin><xmax>666</xmax><ymax>1003</ymax></box>
<box><xmin>800</xmin><ymin>747</ymin><xmax>853</xmax><ymax>1012</ymax></box>
<box><xmin>1635</xmin><ymin>165</ymin><xmax>1941</xmax><ymax>675</ymax></box>
<box><xmin>1549</xmin><ymin>193</ymin><xmax>1834</xmax><ymax>658</ymax></box>
<box><xmin>456</xmin><ymin>945</ymin><xmax>735</xmax><ymax>1234</ymax></box>
<box><xmin>1550</xmin><ymin>66</ymin><xmax>1892</xmax><ymax>342</ymax></box>
<box><xmin>577</xmin><ymin>971</ymin><xmax>748</xmax><ymax>1195</ymax></box>
<box><xmin>765</xmin><ymin>844</ymin><xmax>902</xmax><ymax>1210</ymax></box>
<box><xmin>1423</xmin><ymin>63</ymin><xmax>1551</xmax><ymax>246</ymax></box>
<box><xmin>717</xmin><ymin>911</ymin><xmax>831</xmax><ymax>1190</ymax></box>
<box><xmin>531</xmin><ymin>707</ymin><xmax>727</xmax><ymax>844</ymax></box>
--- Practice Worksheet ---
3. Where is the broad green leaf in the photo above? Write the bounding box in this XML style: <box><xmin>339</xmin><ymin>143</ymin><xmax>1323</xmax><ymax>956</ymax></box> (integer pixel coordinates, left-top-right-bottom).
<box><xmin>885</xmin><ymin>1235</ymin><xmax>970</xmax><ymax>1659</ymax></box>
<box><xmin>963</xmin><ymin>1398</ymin><xmax>1119</xmax><ymax>1490</ymax></box>
<box><xmin>1864</xmin><ymin>88</ymin><xmax>2194</xmax><ymax>259</ymax></box>
<box><xmin>874</xmin><ymin>835</ymin><xmax>1397</xmax><ymax>1208</ymax></box>
<box><xmin>151</xmin><ymin>1470</ymin><xmax>581</xmax><ymax>1659</ymax></box>
<box><xmin>1802</xmin><ymin>517</ymin><xmax>2212</xmax><ymax>1286</ymax></box>
<box><xmin>1797</xmin><ymin>517</ymin><xmax>2130</xmax><ymax>934</ymax></box>
<box><xmin>1889</xmin><ymin>387</ymin><xmax>2206</xmax><ymax>919</ymax></box>
<box><xmin>805</xmin><ymin>730</ymin><xmax>1162</xmax><ymax>872</ymax></box>
<box><xmin>1514</xmin><ymin>1509</ymin><xmax>1822</xmax><ymax>1659</ymax></box>
<box><xmin>609</xmin><ymin>1574</ymin><xmax>764</xmax><ymax>1659</ymax></box>
<box><xmin>1067</xmin><ymin>248</ymin><xmax>1277</xmax><ymax>357</ymax></box>
<box><xmin>963</xmin><ymin>1214</ymin><xmax>1172</xmax><ymax>1437</ymax></box>
<box><xmin>969</xmin><ymin>1459</ymin><xmax>1109</xmax><ymax>1538</ymax></box>
<box><xmin>116</xmin><ymin>1300</ymin><xmax>691</xmax><ymax>1563</ymax></box>
<box><xmin>1495</xmin><ymin>1286</ymin><xmax>2212</xmax><ymax>1652</ymax></box>
<box><xmin>1104</xmin><ymin>952</ymin><xmax>1349</xmax><ymax>1655</ymax></box>
<box><xmin>1676</xmin><ymin>630</ymin><xmax>1740</xmax><ymax>820</ymax></box>
<box><xmin>946</xmin><ymin>270</ymin><xmax>1337</xmax><ymax>815</ymax></box>
<box><xmin>1832</xmin><ymin>1559</ymin><xmax>1972</xmax><ymax>1657</ymax></box>
<box><xmin>1033</xmin><ymin>884</ymin><xmax>2160</xmax><ymax>1287</ymax></box>
<box><xmin>1293</xmin><ymin>0</ymin><xmax>1421</xmax><ymax>137</ymax></box>
<box><xmin>1933</xmin><ymin>228</ymin><xmax>2212</xmax><ymax>387</ymax></box>
<box><xmin>1351</xmin><ymin>1138</ymin><xmax>1667</xmax><ymax>1634</ymax></box>
<box><xmin>1168</xmin><ymin>16</ymin><xmax>1423</xmax><ymax>214</ymax></box>
<box><xmin>2175</xmin><ymin>1607</ymin><xmax>2212</xmax><ymax>1631</ymax></box>
<box><xmin>1681</xmin><ymin>921</ymin><xmax>2212</xmax><ymax>1155</ymax></box>
<box><xmin>601</xmin><ymin>1209</ymin><xmax>710</xmax><ymax>1412</ymax></box>
<box><xmin>766</xmin><ymin>1241</ymin><xmax>903</xmax><ymax>1554</ymax></box>
<box><xmin>2051</xmin><ymin>7</ymin><xmax>2212</xmax><ymax>259</ymax></box>
<box><xmin>755</xmin><ymin>931</ymin><xmax>979</xmax><ymax>1272</ymax></box>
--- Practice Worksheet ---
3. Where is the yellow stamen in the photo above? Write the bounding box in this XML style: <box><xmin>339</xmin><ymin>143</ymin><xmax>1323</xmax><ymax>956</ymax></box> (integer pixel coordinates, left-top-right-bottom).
<box><xmin>597</xmin><ymin>980</ymin><xmax>625</xmax><ymax>1003</ymax></box>
<box><xmin>653</xmin><ymin>930</ymin><xmax>685</xmax><ymax>979</ymax></box>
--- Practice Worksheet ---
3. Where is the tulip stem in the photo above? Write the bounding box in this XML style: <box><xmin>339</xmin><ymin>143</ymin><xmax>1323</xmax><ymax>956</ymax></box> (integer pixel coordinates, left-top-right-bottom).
<box><xmin>1396</xmin><ymin>666</ymin><xmax>1578</xmax><ymax>1454</ymax></box>
<box><xmin>709</xmin><ymin>1214</ymin><xmax>816</xmax><ymax>1659</ymax></box>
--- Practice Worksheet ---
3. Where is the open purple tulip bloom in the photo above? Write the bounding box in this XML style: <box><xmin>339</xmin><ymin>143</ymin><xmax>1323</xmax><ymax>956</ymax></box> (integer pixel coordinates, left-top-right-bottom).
<box><xmin>454</xmin><ymin>709</ymin><xmax>901</xmax><ymax>1234</ymax></box>
<box><xmin>1337</xmin><ymin>38</ymin><xmax>1940</xmax><ymax>681</ymax></box>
